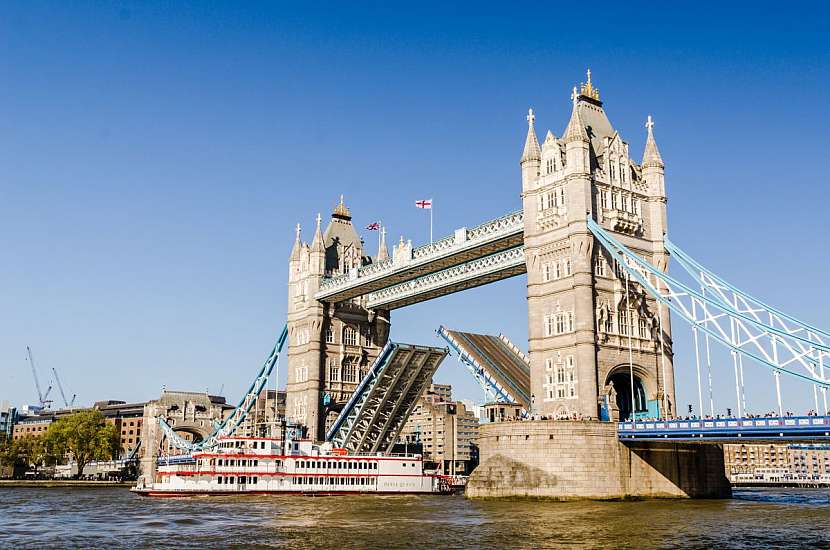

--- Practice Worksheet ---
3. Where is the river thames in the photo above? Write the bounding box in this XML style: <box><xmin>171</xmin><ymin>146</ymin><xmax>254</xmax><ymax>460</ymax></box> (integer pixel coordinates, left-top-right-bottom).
<box><xmin>1</xmin><ymin>487</ymin><xmax>829</xmax><ymax>549</ymax></box>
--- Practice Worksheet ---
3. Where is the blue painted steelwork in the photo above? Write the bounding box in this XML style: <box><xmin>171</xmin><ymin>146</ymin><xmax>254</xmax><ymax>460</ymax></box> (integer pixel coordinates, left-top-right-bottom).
<box><xmin>157</xmin><ymin>454</ymin><xmax>197</xmax><ymax>466</ymax></box>
<box><xmin>158</xmin><ymin>324</ymin><xmax>289</xmax><ymax>451</ymax></box>
<box><xmin>325</xmin><ymin>341</ymin><xmax>395</xmax><ymax>442</ymax></box>
<box><xmin>665</xmin><ymin>238</ymin><xmax>830</xmax><ymax>341</ymax></box>
<box><xmin>437</xmin><ymin>326</ymin><xmax>530</xmax><ymax>417</ymax></box>
<box><xmin>587</xmin><ymin>218</ymin><xmax>830</xmax><ymax>389</ymax></box>
<box><xmin>618</xmin><ymin>416</ymin><xmax>830</xmax><ymax>442</ymax></box>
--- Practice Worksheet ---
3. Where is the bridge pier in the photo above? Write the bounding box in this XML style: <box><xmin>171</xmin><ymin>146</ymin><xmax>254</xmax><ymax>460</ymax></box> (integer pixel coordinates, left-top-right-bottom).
<box><xmin>466</xmin><ymin>420</ymin><xmax>731</xmax><ymax>500</ymax></box>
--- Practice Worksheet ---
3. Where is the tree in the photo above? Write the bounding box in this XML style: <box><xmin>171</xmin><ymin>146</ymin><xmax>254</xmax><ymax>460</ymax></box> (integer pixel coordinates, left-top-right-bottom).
<box><xmin>9</xmin><ymin>435</ymin><xmax>59</xmax><ymax>476</ymax></box>
<box><xmin>47</xmin><ymin>410</ymin><xmax>121</xmax><ymax>478</ymax></box>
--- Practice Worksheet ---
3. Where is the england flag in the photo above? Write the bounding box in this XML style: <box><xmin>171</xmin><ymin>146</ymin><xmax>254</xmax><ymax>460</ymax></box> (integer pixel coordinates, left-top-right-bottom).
<box><xmin>415</xmin><ymin>199</ymin><xmax>432</xmax><ymax>209</ymax></box>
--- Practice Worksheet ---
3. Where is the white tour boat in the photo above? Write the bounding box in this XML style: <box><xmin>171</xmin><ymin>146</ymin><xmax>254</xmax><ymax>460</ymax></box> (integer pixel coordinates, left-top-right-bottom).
<box><xmin>133</xmin><ymin>436</ymin><xmax>451</xmax><ymax>497</ymax></box>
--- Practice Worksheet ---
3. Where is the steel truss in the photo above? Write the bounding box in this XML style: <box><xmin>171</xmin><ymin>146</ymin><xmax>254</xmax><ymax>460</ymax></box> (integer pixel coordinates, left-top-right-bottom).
<box><xmin>587</xmin><ymin>219</ymin><xmax>830</xmax><ymax>409</ymax></box>
<box><xmin>158</xmin><ymin>324</ymin><xmax>288</xmax><ymax>451</ymax></box>
<box><xmin>437</xmin><ymin>326</ymin><xmax>530</xmax><ymax>418</ymax></box>
<box><xmin>326</xmin><ymin>342</ymin><xmax>448</xmax><ymax>454</ymax></box>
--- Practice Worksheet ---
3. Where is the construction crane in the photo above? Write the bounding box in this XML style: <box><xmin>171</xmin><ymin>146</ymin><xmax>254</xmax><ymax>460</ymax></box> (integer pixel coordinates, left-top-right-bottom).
<box><xmin>26</xmin><ymin>346</ymin><xmax>53</xmax><ymax>409</ymax></box>
<box><xmin>51</xmin><ymin>367</ymin><xmax>76</xmax><ymax>408</ymax></box>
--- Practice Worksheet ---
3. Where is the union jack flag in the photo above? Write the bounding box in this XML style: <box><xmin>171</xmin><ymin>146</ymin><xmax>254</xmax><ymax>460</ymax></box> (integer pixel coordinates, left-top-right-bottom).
<box><xmin>365</xmin><ymin>222</ymin><xmax>381</xmax><ymax>230</ymax></box>
<box><xmin>415</xmin><ymin>199</ymin><xmax>432</xmax><ymax>209</ymax></box>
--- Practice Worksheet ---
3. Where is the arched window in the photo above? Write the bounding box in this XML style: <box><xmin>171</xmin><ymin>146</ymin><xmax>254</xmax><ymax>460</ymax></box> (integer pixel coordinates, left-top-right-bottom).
<box><xmin>343</xmin><ymin>327</ymin><xmax>357</xmax><ymax>346</ymax></box>
<box><xmin>325</xmin><ymin>326</ymin><xmax>334</xmax><ymax>344</ymax></box>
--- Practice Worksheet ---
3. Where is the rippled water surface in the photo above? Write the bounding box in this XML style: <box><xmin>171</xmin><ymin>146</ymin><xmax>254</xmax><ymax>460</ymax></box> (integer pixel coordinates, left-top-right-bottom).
<box><xmin>2</xmin><ymin>487</ymin><xmax>830</xmax><ymax>549</ymax></box>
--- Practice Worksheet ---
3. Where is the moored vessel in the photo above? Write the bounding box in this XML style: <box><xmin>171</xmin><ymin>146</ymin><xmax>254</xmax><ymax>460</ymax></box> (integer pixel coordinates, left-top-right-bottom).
<box><xmin>132</xmin><ymin>436</ymin><xmax>452</xmax><ymax>496</ymax></box>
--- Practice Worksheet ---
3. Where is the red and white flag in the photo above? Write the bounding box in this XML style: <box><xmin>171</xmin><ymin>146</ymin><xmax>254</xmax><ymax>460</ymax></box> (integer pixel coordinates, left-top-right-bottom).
<box><xmin>415</xmin><ymin>199</ymin><xmax>432</xmax><ymax>209</ymax></box>
<box><xmin>365</xmin><ymin>221</ymin><xmax>381</xmax><ymax>231</ymax></box>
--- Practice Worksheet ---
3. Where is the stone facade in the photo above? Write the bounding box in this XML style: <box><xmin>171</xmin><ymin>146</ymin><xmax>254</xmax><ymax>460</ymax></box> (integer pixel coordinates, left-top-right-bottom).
<box><xmin>466</xmin><ymin>420</ymin><xmax>731</xmax><ymax>499</ymax></box>
<box><xmin>286</xmin><ymin>198</ymin><xmax>390</xmax><ymax>440</ymax></box>
<box><xmin>520</xmin><ymin>72</ymin><xmax>675</xmax><ymax>421</ymax></box>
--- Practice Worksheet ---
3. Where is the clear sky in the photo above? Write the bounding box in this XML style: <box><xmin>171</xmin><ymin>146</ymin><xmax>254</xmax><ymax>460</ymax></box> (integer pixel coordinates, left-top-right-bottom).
<box><xmin>1</xmin><ymin>1</ymin><xmax>828</xmax><ymax>416</ymax></box>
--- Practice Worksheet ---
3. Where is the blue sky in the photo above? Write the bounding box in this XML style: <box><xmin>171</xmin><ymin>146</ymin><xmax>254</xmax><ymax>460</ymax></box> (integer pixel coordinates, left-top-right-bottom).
<box><xmin>1</xmin><ymin>1</ymin><xmax>828</xmax><ymax>415</ymax></box>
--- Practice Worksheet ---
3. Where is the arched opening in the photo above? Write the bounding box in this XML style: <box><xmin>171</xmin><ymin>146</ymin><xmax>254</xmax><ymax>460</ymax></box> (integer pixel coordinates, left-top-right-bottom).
<box><xmin>608</xmin><ymin>371</ymin><xmax>647</xmax><ymax>421</ymax></box>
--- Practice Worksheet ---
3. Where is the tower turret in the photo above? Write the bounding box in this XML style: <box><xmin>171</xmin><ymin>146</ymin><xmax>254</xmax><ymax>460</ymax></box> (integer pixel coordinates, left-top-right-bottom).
<box><xmin>377</xmin><ymin>226</ymin><xmax>389</xmax><ymax>261</ymax></box>
<box><xmin>564</xmin><ymin>88</ymin><xmax>590</xmax><ymax>175</ymax></box>
<box><xmin>310</xmin><ymin>213</ymin><xmax>326</xmax><ymax>276</ymax></box>
<box><xmin>520</xmin><ymin>108</ymin><xmax>541</xmax><ymax>190</ymax></box>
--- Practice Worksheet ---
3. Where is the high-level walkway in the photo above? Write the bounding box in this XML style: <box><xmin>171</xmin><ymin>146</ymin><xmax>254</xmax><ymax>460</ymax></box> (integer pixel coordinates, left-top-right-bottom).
<box><xmin>326</xmin><ymin>342</ymin><xmax>448</xmax><ymax>454</ymax></box>
<box><xmin>315</xmin><ymin>210</ymin><xmax>524</xmax><ymax>308</ymax></box>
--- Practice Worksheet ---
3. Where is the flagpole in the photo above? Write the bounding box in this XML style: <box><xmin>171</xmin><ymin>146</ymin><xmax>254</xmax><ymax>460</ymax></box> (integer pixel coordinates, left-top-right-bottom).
<box><xmin>378</xmin><ymin>220</ymin><xmax>382</xmax><ymax>249</ymax></box>
<box><xmin>430</xmin><ymin>200</ymin><xmax>433</xmax><ymax>244</ymax></box>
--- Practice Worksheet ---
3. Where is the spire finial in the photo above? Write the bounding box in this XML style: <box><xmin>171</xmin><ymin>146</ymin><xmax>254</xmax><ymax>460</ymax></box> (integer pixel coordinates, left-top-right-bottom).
<box><xmin>642</xmin><ymin>115</ymin><xmax>664</xmax><ymax>168</ymax></box>
<box><xmin>316</xmin><ymin>213</ymin><xmax>322</xmax><ymax>229</ymax></box>
<box><xmin>527</xmin><ymin>108</ymin><xmax>535</xmax><ymax>127</ymax></box>
<box><xmin>520</xmin><ymin>107</ymin><xmax>541</xmax><ymax>164</ymax></box>
<box><xmin>571</xmin><ymin>86</ymin><xmax>578</xmax><ymax>105</ymax></box>
<box><xmin>579</xmin><ymin>70</ymin><xmax>600</xmax><ymax>101</ymax></box>
<box><xmin>295</xmin><ymin>223</ymin><xmax>301</xmax><ymax>239</ymax></box>
<box><xmin>333</xmin><ymin>195</ymin><xmax>351</xmax><ymax>219</ymax></box>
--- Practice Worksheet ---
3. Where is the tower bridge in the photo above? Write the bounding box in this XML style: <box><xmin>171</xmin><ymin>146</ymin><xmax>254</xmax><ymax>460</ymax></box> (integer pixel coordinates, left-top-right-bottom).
<box><xmin>145</xmin><ymin>71</ymin><xmax>830</xmax><ymax>499</ymax></box>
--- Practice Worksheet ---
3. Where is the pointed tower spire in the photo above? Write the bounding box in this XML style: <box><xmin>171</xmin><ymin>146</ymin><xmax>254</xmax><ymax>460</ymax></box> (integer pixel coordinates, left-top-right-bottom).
<box><xmin>563</xmin><ymin>88</ymin><xmax>589</xmax><ymax>143</ymax></box>
<box><xmin>520</xmin><ymin>108</ymin><xmax>541</xmax><ymax>164</ymax></box>
<box><xmin>290</xmin><ymin>223</ymin><xmax>302</xmax><ymax>260</ymax></box>
<box><xmin>377</xmin><ymin>226</ymin><xmax>389</xmax><ymax>261</ymax></box>
<box><xmin>311</xmin><ymin>213</ymin><xmax>324</xmax><ymax>252</ymax></box>
<box><xmin>642</xmin><ymin>115</ymin><xmax>664</xmax><ymax>168</ymax></box>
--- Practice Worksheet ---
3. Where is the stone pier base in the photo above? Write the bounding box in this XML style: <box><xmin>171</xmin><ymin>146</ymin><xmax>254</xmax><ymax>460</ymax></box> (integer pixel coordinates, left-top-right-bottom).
<box><xmin>466</xmin><ymin>420</ymin><xmax>732</xmax><ymax>500</ymax></box>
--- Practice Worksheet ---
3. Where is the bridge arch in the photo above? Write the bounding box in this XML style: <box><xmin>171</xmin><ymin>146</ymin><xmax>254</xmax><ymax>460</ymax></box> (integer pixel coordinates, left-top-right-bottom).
<box><xmin>606</xmin><ymin>364</ymin><xmax>653</xmax><ymax>421</ymax></box>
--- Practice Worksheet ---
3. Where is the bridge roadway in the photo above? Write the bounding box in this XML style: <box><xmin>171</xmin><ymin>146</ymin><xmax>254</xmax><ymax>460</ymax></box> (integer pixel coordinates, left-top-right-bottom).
<box><xmin>618</xmin><ymin>415</ymin><xmax>830</xmax><ymax>442</ymax></box>
<box><xmin>315</xmin><ymin>210</ymin><xmax>525</xmax><ymax>308</ymax></box>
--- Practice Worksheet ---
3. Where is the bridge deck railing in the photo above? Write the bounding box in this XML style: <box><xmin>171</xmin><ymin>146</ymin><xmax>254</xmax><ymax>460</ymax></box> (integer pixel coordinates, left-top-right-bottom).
<box><xmin>618</xmin><ymin>415</ymin><xmax>830</xmax><ymax>441</ymax></box>
<box><xmin>316</xmin><ymin>210</ymin><xmax>523</xmax><ymax>298</ymax></box>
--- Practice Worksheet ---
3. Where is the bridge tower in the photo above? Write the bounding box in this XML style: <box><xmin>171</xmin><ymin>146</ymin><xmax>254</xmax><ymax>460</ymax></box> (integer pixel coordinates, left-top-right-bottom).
<box><xmin>286</xmin><ymin>197</ymin><xmax>390</xmax><ymax>440</ymax></box>
<box><xmin>521</xmin><ymin>71</ymin><xmax>676</xmax><ymax>421</ymax></box>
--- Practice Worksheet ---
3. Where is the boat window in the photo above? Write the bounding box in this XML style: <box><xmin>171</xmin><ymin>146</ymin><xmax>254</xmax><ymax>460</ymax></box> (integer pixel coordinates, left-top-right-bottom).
<box><xmin>253</xmin><ymin>477</ymin><xmax>257</xmax><ymax>484</ymax></box>
<box><xmin>218</xmin><ymin>476</ymin><xmax>223</xmax><ymax>483</ymax></box>
<box><xmin>229</xmin><ymin>477</ymin><xmax>234</xmax><ymax>484</ymax></box>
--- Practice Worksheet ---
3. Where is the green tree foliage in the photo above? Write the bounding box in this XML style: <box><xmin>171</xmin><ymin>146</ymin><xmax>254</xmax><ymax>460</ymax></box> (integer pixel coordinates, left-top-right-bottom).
<box><xmin>0</xmin><ymin>435</ymin><xmax>58</xmax><ymax>475</ymax></box>
<box><xmin>47</xmin><ymin>410</ymin><xmax>121</xmax><ymax>477</ymax></box>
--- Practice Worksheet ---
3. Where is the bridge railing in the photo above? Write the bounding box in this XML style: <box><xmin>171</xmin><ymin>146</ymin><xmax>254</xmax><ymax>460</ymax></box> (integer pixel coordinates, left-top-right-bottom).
<box><xmin>316</xmin><ymin>210</ymin><xmax>523</xmax><ymax>298</ymax></box>
<box><xmin>618</xmin><ymin>415</ymin><xmax>830</xmax><ymax>441</ymax></box>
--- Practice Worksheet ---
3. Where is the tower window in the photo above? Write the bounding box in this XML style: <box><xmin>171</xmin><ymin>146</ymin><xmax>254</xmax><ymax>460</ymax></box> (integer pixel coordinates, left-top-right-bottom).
<box><xmin>325</xmin><ymin>327</ymin><xmax>335</xmax><ymax>344</ymax></box>
<box><xmin>343</xmin><ymin>327</ymin><xmax>357</xmax><ymax>346</ymax></box>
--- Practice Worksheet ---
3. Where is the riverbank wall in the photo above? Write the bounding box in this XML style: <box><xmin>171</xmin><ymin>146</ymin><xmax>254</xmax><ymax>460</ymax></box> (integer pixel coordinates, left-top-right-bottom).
<box><xmin>466</xmin><ymin>420</ymin><xmax>732</xmax><ymax>500</ymax></box>
<box><xmin>0</xmin><ymin>480</ymin><xmax>132</xmax><ymax>488</ymax></box>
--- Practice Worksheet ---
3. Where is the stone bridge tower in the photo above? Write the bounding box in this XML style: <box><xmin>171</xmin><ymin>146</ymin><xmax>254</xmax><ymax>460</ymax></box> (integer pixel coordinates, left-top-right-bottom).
<box><xmin>286</xmin><ymin>197</ymin><xmax>390</xmax><ymax>441</ymax></box>
<box><xmin>521</xmin><ymin>71</ymin><xmax>675</xmax><ymax>421</ymax></box>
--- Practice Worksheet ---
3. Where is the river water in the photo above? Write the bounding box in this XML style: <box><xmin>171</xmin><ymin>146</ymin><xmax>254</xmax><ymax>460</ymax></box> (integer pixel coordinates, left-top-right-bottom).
<box><xmin>1</xmin><ymin>487</ymin><xmax>829</xmax><ymax>549</ymax></box>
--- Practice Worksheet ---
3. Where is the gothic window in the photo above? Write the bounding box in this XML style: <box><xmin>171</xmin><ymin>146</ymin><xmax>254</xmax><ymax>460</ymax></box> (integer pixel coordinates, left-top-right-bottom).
<box><xmin>544</xmin><ymin>314</ymin><xmax>554</xmax><ymax>337</ymax></box>
<box><xmin>632</xmin><ymin>198</ymin><xmax>640</xmax><ymax>216</ymax></box>
<box><xmin>554</xmin><ymin>356</ymin><xmax>578</xmax><ymax>399</ymax></box>
<box><xmin>619</xmin><ymin>310</ymin><xmax>631</xmax><ymax>336</ymax></box>
<box><xmin>594</xmin><ymin>255</ymin><xmax>606</xmax><ymax>277</ymax></box>
<box><xmin>605</xmin><ymin>311</ymin><xmax>615</xmax><ymax>334</ymax></box>
<box><xmin>343</xmin><ymin>327</ymin><xmax>357</xmax><ymax>346</ymax></box>
<box><xmin>543</xmin><ymin>263</ymin><xmax>552</xmax><ymax>282</ymax></box>
<box><xmin>601</xmin><ymin>189</ymin><xmax>610</xmax><ymax>209</ymax></box>
<box><xmin>546</xmin><ymin>159</ymin><xmax>554</xmax><ymax>174</ymax></box>
<box><xmin>638</xmin><ymin>317</ymin><xmax>649</xmax><ymax>339</ymax></box>
<box><xmin>553</xmin><ymin>261</ymin><xmax>561</xmax><ymax>280</ymax></box>
<box><xmin>549</xmin><ymin>311</ymin><xmax>575</xmax><ymax>335</ymax></box>
<box><xmin>622</xmin><ymin>194</ymin><xmax>630</xmax><ymax>212</ymax></box>
<box><xmin>328</xmin><ymin>358</ymin><xmax>339</xmax><ymax>382</ymax></box>
<box><xmin>546</xmin><ymin>192</ymin><xmax>556</xmax><ymax>209</ymax></box>
<box><xmin>343</xmin><ymin>361</ymin><xmax>357</xmax><ymax>382</ymax></box>
<box><xmin>362</xmin><ymin>328</ymin><xmax>371</xmax><ymax>346</ymax></box>
<box><xmin>611</xmin><ymin>192</ymin><xmax>619</xmax><ymax>210</ymax></box>
<box><xmin>558</xmin><ymin>187</ymin><xmax>566</xmax><ymax>207</ymax></box>
<box><xmin>564</xmin><ymin>258</ymin><xmax>572</xmax><ymax>277</ymax></box>
<box><xmin>325</xmin><ymin>326</ymin><xmax>334</xmax><ymax>344</ymax></box>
